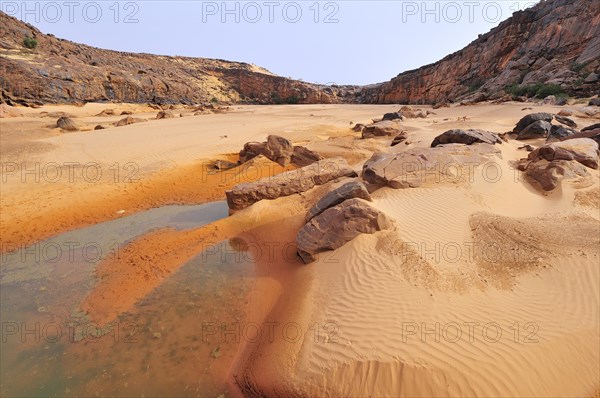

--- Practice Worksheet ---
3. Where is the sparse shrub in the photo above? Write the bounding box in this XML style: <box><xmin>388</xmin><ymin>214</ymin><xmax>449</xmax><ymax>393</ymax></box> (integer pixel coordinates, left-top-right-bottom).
<box><xmin>210</xmin><ymin>97</ymin><xmax>218</xmax><ymax>103</ymax></box>
<box><xmin>23</xmin><ymin>36</ymin><xmax>38</xmax><ymax>49</ymax></box>
<box><xmin>504</xmin><ymin>83</ymin><xmax>566</xmax><ymax>98</ymax></box>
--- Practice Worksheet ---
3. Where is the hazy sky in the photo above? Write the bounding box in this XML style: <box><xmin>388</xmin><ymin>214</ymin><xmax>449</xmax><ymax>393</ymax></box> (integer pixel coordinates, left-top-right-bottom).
<box><xmin>3</xmin><ymin>1</ymin><xmax>540</xmax><ymax>85</ymax></box>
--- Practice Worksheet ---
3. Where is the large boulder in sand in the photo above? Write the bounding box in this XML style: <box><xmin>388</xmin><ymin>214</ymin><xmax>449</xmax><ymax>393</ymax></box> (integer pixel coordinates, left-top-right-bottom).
<box><xmin>115</xmin><ymin>116</ymin><xmax>147</xmax><ymax>127</ymax></box>
<box><xmin>431</xmin><ymin>129</ymin><xmax>501</xmax><ymax>147</ymax></box>
<box><xmin>517</xmin><ymin>159</ymin><xmax>590</xmax><ymax>191</ymax></box>
<box><xmin>291</xmin><ymin>146</ymin><xmax>323</xmax><ymax>167</ymax></box>
<box><xmin>513</xmin><ymin>112</ymin><xmax>553</xmax><ymax>135</ymax></box>
<box><xmin>296</xmin><ymin>198</ymin><xmax>392</xmax><ymax>264</ymax></box>
<box><xmin>226</xmin><ymin>157</ymin><xmax>357</xmax><ymax>210</ymax></box>
<box><xmin>56</xmin><ymin>116</ymin><xmax>79</xmax><ymax>131</ymax></box>
<box><xmin>517</xmin><ymin>120</ymin><xmax>552</xmax><ymax>140</ymax></box>
<box><xmin>547</xmin><ymin>125</ymin><xmax>578</xmax><ymax>142</ymax></box>
<box><xmin>528</xmin><ymin>138</ymin><xmax>599</xmax><ymax>169</ymax></box>
<box><xmin>517</xmin><ymin>138</ymin><xmax>599</xmax><ymax>191</ymax></box>
<box><xmin>582</xmin><ymin>123</ymin><xmax>600</xmax><ymax>132</ymax></box>
<box><xmin>239</xmin><ymin>135</ymin><xmax>293</xmax><ymax>166</ymax></box>
<box><xmin>306</xmin><ymin>181</ymin><xmax>372</xmax><ymax>222</ymax></box>
<box><xmin>362</xmin><ymin>144</ymin><xmax>500</xmax><ymax>189</ymax></box>
<box><xmin>362</xmin><ymin>121</ymin><xmax>402</xmax><ymax>139</ymax></box>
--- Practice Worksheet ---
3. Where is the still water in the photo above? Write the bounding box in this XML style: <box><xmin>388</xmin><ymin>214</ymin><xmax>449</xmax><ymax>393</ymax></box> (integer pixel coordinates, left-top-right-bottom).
<box><xmin>1</xmin><ymin>202</ymin><xmax>254</xmax><ymax>397</ymax></box>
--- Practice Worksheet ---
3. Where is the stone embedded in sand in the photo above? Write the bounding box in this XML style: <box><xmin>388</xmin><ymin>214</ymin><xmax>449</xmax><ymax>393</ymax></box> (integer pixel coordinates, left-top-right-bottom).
<box><xmin>115</xmin><ymin>116</ymin><xmax>147</xmax><ymax>127</ymax></box>
<box><xmin>296</xmin><ymin>198</ymin><xmax>391</xmax><ymax>264</ymax></box>
<box><xmin>120</xmin><ymin>110</ymin><xmax>133</xmax><ymax>115</ymax></box>
<box><xmin>362</xmin><ymin>121</ymin><xmax>402</xmax><ymax>139</ymax></box>
<box><xmin>431</xmin><ymin>129</ymin><xmax>501</xmax><ymax>147</ymax></box>
<box><xmin>382</xmin><ymin>112</ymin><xmax>403</xmax><ymax>121</ymax></box>
<box><xmin>547</xmin><ymin>125</ymin><xmax>578</xmax><ymax>142</ymax></box>
<box><xmin>225</xmin><ymin>157</ymin><xmax>357</xmax><ymax>211</ymax></box>
<box><xmin>528</xmin><ymin>138</ymin><xmax>599</xmax><ymax>169</ymax></box>
<box><xmin>291</xmin><ymin>146</ymin><xmax>323</xmax><ymax>167</ymax></box>
<box><xmin>399</xmin><ymin>105</ymin><xmax>427</xmax><ymax>119</ymax></box>
<box><xmin>156</xmin><ymin>110</ymin><xmax>175</xmax><ymax>119</ymax></box>
<box><xmin>239</xmin><ymin>135</ymin><xmax>293</xmax><ymax>166</ymax></box>
<box><xmin>589</xmin><ymin>98</ymin><xmax>600</xmax><ymax>106</ymax></box>
<box><xmin>513</xmin><ymin>112</ymin><xmax>553</xmax><ymax>135</ymax></box>
<box><xmin>213</xmin><ymin>160</ymin><xmax>238</xmax><ymax>170</ymax></box>
<box><xmin>94</xmin><ymin>125</ymin><xmax>107</xmax><ymax>130</ymax></box>
<box><xmin>362</xmin><ymin>144</ymin><xmax>500</xmax><ymax>189</ymax></box>
<box><xmin>56</xmin><ymin>116</ymin><xmax>79</xmax><ymax>131</ymax></box>
<box><xmin>554</xmin><ymin>115</ymin><xmax>577</xmax><ymax>129</ymax></box>
<box><xmin>306</xmin><ymin>180</ymin><xmax>372</xmax><ymax>222</ymax></box>
<box><xmin>517</xmin><ymin>120</ymin><xmax>552</xmax><ymax>140</ymax></box>
<box><xmin>96</xmin><ymin>109</ymin><xmax>115</xmax><ymax>116</ymax></box>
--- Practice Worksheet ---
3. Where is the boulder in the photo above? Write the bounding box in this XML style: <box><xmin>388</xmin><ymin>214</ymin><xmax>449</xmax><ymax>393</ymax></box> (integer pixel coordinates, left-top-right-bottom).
<box><xmin>517</xmin><ymin>159</ymin><xmax>589</xmax><ymax>191</ymax></box>
<box><xmin>547</xmin><ymin>125</ymin><xmax>578</xmax><ymax>142</ymax></box>
<box><xmin>582</xmin><ymin>123</ymin><xmax>600</xmax><ymax>132</ymax></box>
<box><xmin>156</xmin><ymin>110</ymin><xmax>175</xmax><ymax>119</ymax></box>
<box><xmin>561</xmin><ymin>129</ymin><xmax>600</xmax><ymax>145</ymax></box>
<box><xmin>528</xmin><ymin>138</ymin><xmax>599</xmax><ymax>169</ymax></box>
<box><xmin>517</xmin><ymin>120</ymin><xmax>552</xmax><ymax>140</ymax></box>
<box><xmin>56</xmin><ymin>116</ymin><xmax>79</xmax><ymax>131</ymax></box>
<box><xmin>362</xmin><ymin>144</ymin><xmax>500</xmax><ymax>189</ymax></box>
<box><xmin>296</xmin><ymin>198</ymin><xmax>391</xmax><ymax>264</ymax></box>
<box><xmin>513</xmin><ymin>112</ymin><xmax>553</xmax><ymax>134</ymax></box>
<box><xmin>399</xmin><ymin>106</ymin><xmax>427</xmax><ymax>118</ymax></box>
<box><xmin>557</xmin><ymin>109</ymin><xmax>573</xmax><ymax>117</ymax></box>
<box><xmin>239</xmin><ymin>142</ymin><xmax>266</xmax><ymax>163</ymax></box>
<box><xmin>431</xmin><ymin>129</ymin><xmax>501</xmax><ymax>147</ymax></box>
<box><xmin>291</xmin><ymin>146</ymin><xmax>323</xmax><ymax>167</ymax></box>
<box><xmin>306</xmin><ymin>180</ymin><xmax>372</xmax><ymax>222</ymax></box>
<box><xmin>94</xmin><ymin>125</ymin><xmax>107</xmax><ymax>130</ymax></box>
<box><xmin>239</xmin><ymin>135</ymin><xmax>294</xmax><ymax>166</ymax></box>
<box><xmin>115</xmin><ymin>116</ymin><xmax>147</xmax><ymax>127</ymax></box>
<box><xmin>120</xmin><ymin>111</ymin><xmax>133</xmax><ymax>115</ymax></box>
<box><xmin>589</xmin><ymin>98</ymin><xmax>600</xmax><ymax>106</ymax></box>
<box><xmin>382</xmin><ymin>112</ymin><xmax>403</xmax><ymax>121</ymax></box>
<box><xmin>225</xmin><ymin>157</ymin><xmax>357</xmax><ymax>210</ymax></box>
<box><xmin>362</xmin><ymin>121</ymin><xmax>402</xmax><ymax>139</ymax></box>
<box><xmin>554</xmin><ymin>115</ymin><xmax>577</xmax><ymax>128</ymax></box>
<box><xmin>391</xmin><ymin>132</ymin><xmax>408</xmax><ymax>146</ymax></box>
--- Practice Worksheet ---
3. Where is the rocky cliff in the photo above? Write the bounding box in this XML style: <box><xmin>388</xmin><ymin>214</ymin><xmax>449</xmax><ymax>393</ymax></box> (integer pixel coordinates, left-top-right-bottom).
<box><xmin>360</xmin><ymin>0</ymin><xmax>600</xmax><ymax>104</ymax></box>
<box><xmin>0</xmin><ymin>12</ymin><xmax>358</xmax><ymax>105</ymax></box>
<box><xmin>1</xmin><ymin>0</ymin><xmax>598</xmax><ymax>106</ymax></box>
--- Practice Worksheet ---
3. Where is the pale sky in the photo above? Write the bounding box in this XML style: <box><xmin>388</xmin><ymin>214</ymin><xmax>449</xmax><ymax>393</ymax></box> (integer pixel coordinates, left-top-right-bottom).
<box><xmin>3</xmin><ymin>1</ymin><xmax>540</xmax><ymax>85</ymax></box>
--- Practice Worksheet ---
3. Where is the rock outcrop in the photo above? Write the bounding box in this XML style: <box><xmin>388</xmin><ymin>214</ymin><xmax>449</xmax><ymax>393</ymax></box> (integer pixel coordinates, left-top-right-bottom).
<box><xmin>225</xmin><ymin>157</ymin><xmax>357</xmax><ymax>210</ymax></box>
<box><xmin>296</xmin><ymin>198</ymin><xmax>391</xmax><ymax>264</ymax></box>
<box><xmin>0</xmin><ymin>12</ymin><xmax>358</xmax><ymax>105</ymax></box>
<box><xmin>360</xmin><ymin>0</ymin><xmax>600</xmax><ymax>104</ymax></box>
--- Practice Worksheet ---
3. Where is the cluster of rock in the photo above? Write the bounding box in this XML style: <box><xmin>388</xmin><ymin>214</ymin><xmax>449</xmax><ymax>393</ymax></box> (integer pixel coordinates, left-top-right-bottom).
<box><xmin>238</xmin><ymin>135</ymin><xmax>322</xmax><ymax>167</ymax></box>
<box><xmin>517</xmin><ymin>137</ymin><xmax>599</xmax><ymax>191</ymax></box>
<box><xmin>512</xmin><ymin>112</ymin><xmax>582</xmax><ymax>141</ymax></box>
